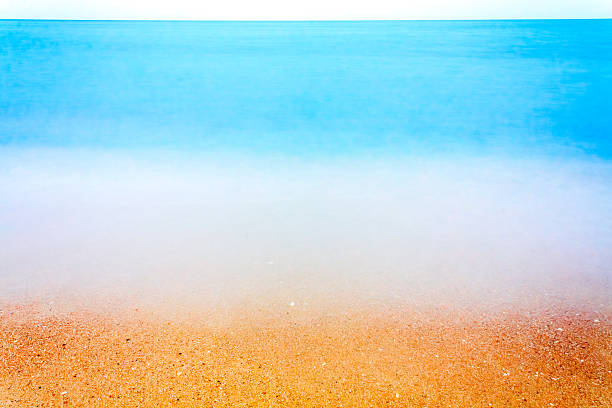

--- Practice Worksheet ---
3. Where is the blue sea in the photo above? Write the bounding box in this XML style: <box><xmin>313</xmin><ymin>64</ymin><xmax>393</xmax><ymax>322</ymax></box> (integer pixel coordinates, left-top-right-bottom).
<box><xmin>1</xmin><ymin>20</ymin><xmax>611</xmax><ymax>156</ymax></box>
<box><xmin>0</xmin><ymin>20</ymin><xmax>611</xmax><ymax>305</ymax></box>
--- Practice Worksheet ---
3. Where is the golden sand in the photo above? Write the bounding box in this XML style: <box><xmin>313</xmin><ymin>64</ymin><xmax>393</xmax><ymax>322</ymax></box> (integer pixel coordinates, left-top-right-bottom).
<box><xmin>1</xmin><ymin>302</ymin><xmax>610</xmax><ymax>407</ymax></box>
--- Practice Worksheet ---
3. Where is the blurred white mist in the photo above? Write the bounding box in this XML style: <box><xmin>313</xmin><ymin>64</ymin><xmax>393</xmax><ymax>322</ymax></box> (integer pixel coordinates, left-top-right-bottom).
<box><xmin>1</xmin><ymin>148</ymin><xmax>611</xmax><ymax>310</ymax></box>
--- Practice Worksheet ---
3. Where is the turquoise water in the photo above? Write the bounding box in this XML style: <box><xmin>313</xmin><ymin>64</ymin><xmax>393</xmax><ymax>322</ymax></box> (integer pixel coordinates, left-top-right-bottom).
<box><xmin>1</xmin><ymin>20</ymin><xmax>611</xmax><ymax>157</ymax></box>
<box><xmin>1</xmin><ymin>20</ymin><xmax>611</xmax><ymax>303</ymax></box>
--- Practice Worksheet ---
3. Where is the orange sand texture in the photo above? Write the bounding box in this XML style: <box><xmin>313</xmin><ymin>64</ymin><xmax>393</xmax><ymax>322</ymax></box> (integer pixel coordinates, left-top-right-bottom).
<box><xmin>0</xmin><ymin>300</ymin><xmax>610</xmax><ymax>408</ymax></box>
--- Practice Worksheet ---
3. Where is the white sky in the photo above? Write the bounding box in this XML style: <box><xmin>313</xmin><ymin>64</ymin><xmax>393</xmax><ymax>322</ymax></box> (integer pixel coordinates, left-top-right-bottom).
<box><xmin>1</xmin><ymin>0</ymin><xmax>611</xmax><ymax>20</ymax></box>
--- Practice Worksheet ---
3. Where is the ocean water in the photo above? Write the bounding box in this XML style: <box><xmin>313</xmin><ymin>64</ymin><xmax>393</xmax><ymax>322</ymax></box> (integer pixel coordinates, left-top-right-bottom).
<box><xmin>0</xmin><ymin>20</ymin><xmax>611</xmax><ymax>308</ymax></box>
<box><xmin>2</xmin><ymin>20</ymin><xmax>612</xmax><ymax>156</ymax></box>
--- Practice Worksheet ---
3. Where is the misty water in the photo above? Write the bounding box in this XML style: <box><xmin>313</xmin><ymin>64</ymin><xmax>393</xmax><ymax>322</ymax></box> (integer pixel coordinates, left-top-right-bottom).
<box><xmin>1</xmin><ymin>20</ymin><xmax>611</xmax><ymax>311</ymax></box>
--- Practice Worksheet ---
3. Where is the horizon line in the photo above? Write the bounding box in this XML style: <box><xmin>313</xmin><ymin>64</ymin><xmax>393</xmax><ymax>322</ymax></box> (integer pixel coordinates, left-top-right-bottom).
<box><xmin>2</xmin><ymin>18</ymin><xmax>612</xmax><ymax>22</ymax></box>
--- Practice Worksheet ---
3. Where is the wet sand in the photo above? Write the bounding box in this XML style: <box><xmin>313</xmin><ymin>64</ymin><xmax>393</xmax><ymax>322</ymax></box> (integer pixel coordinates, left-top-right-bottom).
<box><xmin>1</xmin><ymin>301</ymin><xmax>610</xmax><ymax>407</ymax></box>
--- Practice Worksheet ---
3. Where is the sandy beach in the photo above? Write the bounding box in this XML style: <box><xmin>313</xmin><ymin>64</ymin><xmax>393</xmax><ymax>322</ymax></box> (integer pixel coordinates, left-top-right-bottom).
<box><xmin>1</xmin><ymin>300</ymin><xmax>610</xmax><ymax>407</ymax></box>
<box><xmin>3</xmin><ymin>15</ymin><xmax>612</xmax><ymax>408</ymax></box>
